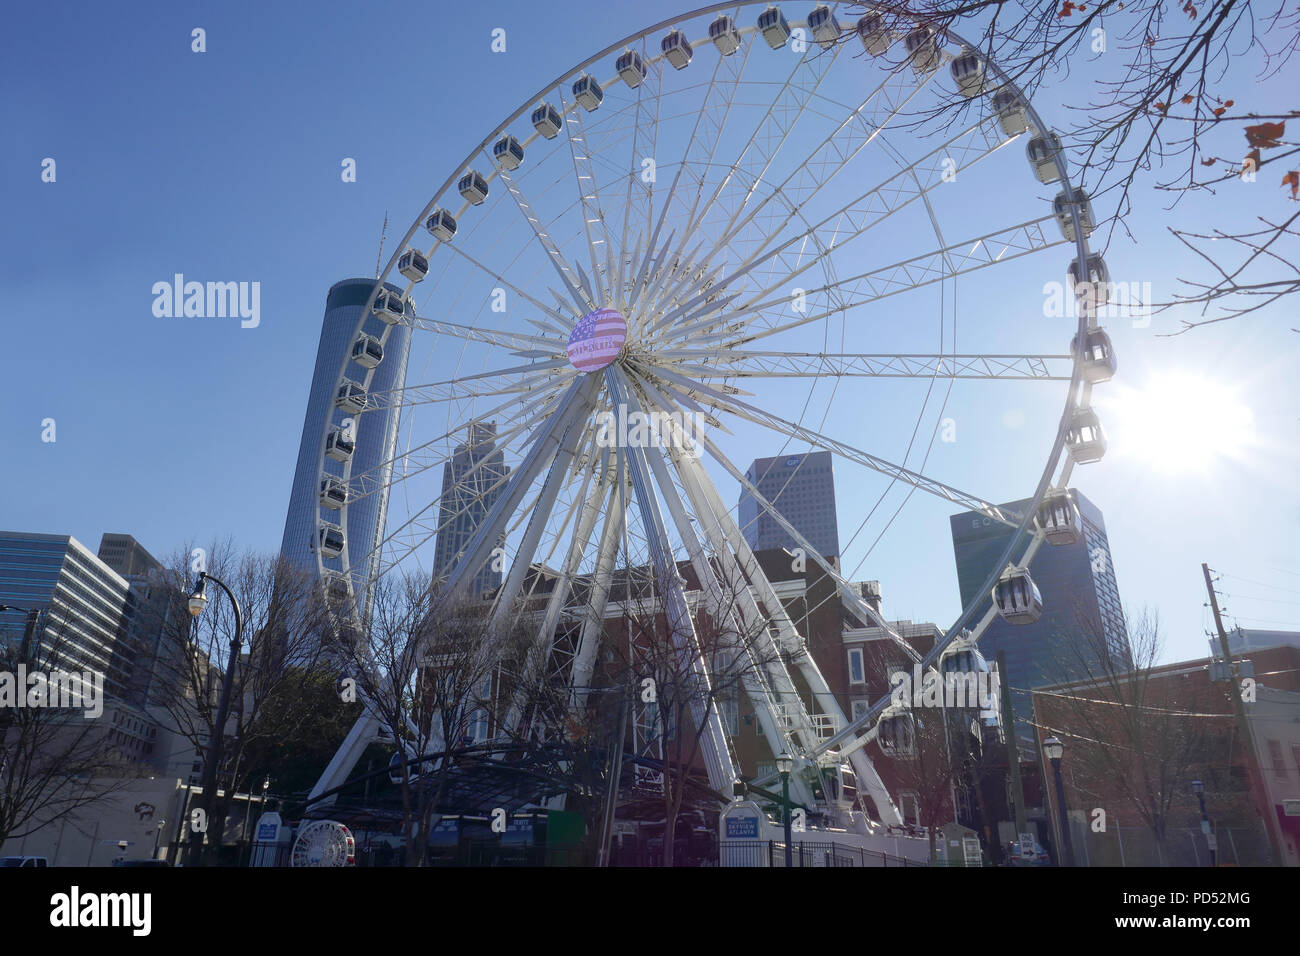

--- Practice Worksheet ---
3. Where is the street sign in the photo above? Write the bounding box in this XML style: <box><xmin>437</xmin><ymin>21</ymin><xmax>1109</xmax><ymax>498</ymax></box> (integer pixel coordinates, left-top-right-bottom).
<box><xmin>725</xmin><ymin>815</ymin><xmax>759</xmax><ymax>839</ymax></box>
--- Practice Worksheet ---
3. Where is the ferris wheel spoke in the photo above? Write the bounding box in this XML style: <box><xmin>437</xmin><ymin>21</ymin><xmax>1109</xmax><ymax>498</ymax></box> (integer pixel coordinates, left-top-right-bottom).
<box><xmin>422</xmin><ymin>242</ymin><xmax>576</xmax><ymax>336</ymax></box>
<box><xmin>373</xmin><ymin>376</ymin><xmax>595</xmax><ymax>589</ymax></box>
<box><xmin>670</xmin><ymin>216</ymin><xmax>1063</xmax><ymax>346</ymax></box>
<box><xmin>437</xmin><ymin>374</ymin><xmax>600</xmax><ymax>605</ymax></box>
<box><xmin>667</xmin><ymin>440</ymin><xmax>876</xmax><ymax>763</ymax></box>
<box><xmin>677</xmin><ymin>415</ymin><xmax>924</xmax><ymax>671</ymax></box>
<box><xmin>501</xmin><ymin>451</ymin><xmax>609</xmax><ymax>732</ymax></box>
<box><xmin>410</xmin><ymin>312</ymin><xmax>564</xmax><ymax>355</ymax></box>
<box><xmin>494</xmin><ymin>160</ymin><xmax>595</xmax><ymax>319</ymax></box>
<box><xmin>347</xmin><ymin>385</ymin><xmax>566</xmax><ymax>501</ymax></box>
<box><xmin>656</xmin><ymin>115</ymin><xmax>1018</xmax><ymax>349</ymax></box>
<box><xmin>670</xmin><ymin>31</ymin><xmax>852</xmax><ymax>278</ymax></box>
<box><xmin>558</xmin><ymin>84</ymin><xmax>617</xmax><ymax>307</ymax></box>
<box><xmin>699</xmin><ymin>54</ymin><xmax>928</xmax><ymax>273</ymax></box>
<box><xmin>661</xmin><ymin>350</ymin><xmax>1071</xmax><ymax>381</ymax></box>
<box><xmin>365</xmin><ymin>361</ymin><xmax>573</xmax><ymax>409</ymax></box>
<box><xmin>604</xmin><ymin>367</ymin><xmax>738</xmax><ymax>791</ymax></box>
<box><xmin>628</xmin><ymin>36</ymin><xmax>752</xmax><ymax>316</ymax></box>
<box><xmin>617</xmin><ymin>36</ymin><xmax>661</xmax><ymax>306</ymax></box>
<box><xmin>568</xmin><ymin>454</ymin><xmax>628</xmax><ymax>705</ymax></box>
<box><xmin>685</xmin><ymin>379</ymin><xmax>1023</xmax><ymax>528</ymax></box>
<box><xmin>626</xmin><ymin>386</ymin><xmax>818</xmax><ymax>758</ymax></box>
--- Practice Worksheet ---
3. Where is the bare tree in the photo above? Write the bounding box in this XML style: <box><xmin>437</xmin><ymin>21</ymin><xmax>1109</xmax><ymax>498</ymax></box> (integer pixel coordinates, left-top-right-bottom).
<box><xmin>0</xmin><ymin>610</ymin><xmax>139</xmax><ymax>849</ymax></box>
<box><xmin>872</xmin><ymin>700</ymin><xmax>961</xmax><ymax>862</ymax></box>
<box><xmin>610</xmin><ymin>567</ymin><xmax>787</xmax><ymax>867</ymax></box>
<box><xmin>147</xmin><ymin>544</ymin><xmax>334</xmax><ymax>859</ymax></box>
<box><xmin>847</xmin><ymin>1</ymin><xmax>1300</xmax><ymax>330</ymax></box>
<box><xmin>1035</xmin><ymin>609</ymin><xmax>1212</xmax><ymax>861</ymax></box>
<box><xmin>331</xmin><ymin>574</ymin><xmax>533</xmax><ymax>866</ymax></box>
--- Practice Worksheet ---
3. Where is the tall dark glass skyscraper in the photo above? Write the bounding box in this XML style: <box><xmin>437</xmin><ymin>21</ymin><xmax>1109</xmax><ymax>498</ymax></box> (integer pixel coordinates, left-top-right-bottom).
<box><xmin>738</xmin><ymin>451</ymin><xmax>839</xmax><ymax>559</ymax></box>
<box><xmin>432</xmin><ymin>422</ymin><xmax>509</xmax><ymax>598</ymax></box>
<box><xmin>950</xmin><ymin>488</ymin><xmax>1128</xmax><ymax>734</ymax></box>
<box><xmin>0</xmin><ymin>531</ymin><xmax>137</xmax><ymax>700</ymax></box>
<box><xmin>280</xmin><ymin>278</ymin><xmax>412</xmax><ymax>606</ymax></box>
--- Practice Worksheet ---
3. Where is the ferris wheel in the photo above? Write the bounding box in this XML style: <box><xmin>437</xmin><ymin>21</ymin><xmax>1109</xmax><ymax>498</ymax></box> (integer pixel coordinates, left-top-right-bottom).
<box><xmin>308</xmin><ymin>2</ymin><xmax>1115</xmax><ymax>826</ymax></box>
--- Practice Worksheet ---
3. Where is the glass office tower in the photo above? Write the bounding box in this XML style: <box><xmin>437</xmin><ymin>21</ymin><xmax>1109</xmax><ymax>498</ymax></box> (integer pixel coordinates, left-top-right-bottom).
<box><xmin>738</xmin><ymin>451</ymin><xmax>840</xmax><ymax>559</ymax></box>
<box><xmin>279</xmin><ymin>278</ymin><xmax>412</xmax><ymax>609</ymax></box>
<box><xmin>949</xmin><ymin>488</ymin><xmax>1129</xmax><ymax>734</ymax></box>
<box><xmin>431</xmin><ymin>422</ymin><xmax>510</xmax><ymax>598</ymax></box>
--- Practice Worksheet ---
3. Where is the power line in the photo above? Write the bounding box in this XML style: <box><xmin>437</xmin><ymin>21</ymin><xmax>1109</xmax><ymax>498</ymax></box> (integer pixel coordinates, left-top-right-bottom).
<box><xmin>1219</xmin><ymin>573</ymin><xmax>1300</xmax><ymax>597</ymax></box>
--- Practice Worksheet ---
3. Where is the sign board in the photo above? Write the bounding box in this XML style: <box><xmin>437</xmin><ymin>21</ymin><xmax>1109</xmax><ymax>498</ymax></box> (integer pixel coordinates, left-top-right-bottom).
<box><xmin>1206</xmin><ymin>833</ymin><xmax>1218</xmax><ymax>851</ymax></box>
<box><xmin>962</xmin><ymin>836</ymin><xmax>983</xmax><ymax>867</ymax></box>
<box><xmin>1283</xmin><ymin>799</ymin><xmax>1300</xmax><ymax>817</ymax></box>
<box><xmin>256</xmin><ymin>821</ymin><xmax>278</xmax><ymax>841</ymax></box>
<box><xmin>725</xmin><ymin>815</ymin><xmax>759</xmax><ymax>839</ymax></box>
<box><xmin>1201</xmin><ymin>819</ymin><xmax>1211</xmax><ymax>835</ymax></box>
<box><xmin>1018</xmin><ymin>832</ymin><xmax>1036</xmax><ymax>852</ymax></box>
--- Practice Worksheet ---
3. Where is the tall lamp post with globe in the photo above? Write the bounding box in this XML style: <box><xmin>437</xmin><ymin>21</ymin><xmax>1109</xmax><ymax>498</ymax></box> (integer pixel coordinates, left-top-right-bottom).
<box><xmin>1043</xmin><ymin>736</ymin><xmax>1075</xmax><ymax>867</ymax></box>
<box><xmin>185</xmin><ymin>571</ymin><xmax>243</xmax><ymax>866</ymax></box>
<box><xmin>776</xmin><ymin>752</ymin><xmax>794</xmax><ymax>868</ymax></box>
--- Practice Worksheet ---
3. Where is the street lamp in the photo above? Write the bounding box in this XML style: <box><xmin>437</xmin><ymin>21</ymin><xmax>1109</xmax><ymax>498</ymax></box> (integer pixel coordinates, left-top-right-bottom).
<box><xmin>1043</xmin><ymin>736</ymin><xmax>1074</xmax><ymax>867</ymax></box>
<box><xmin>1191</xmin><ymin>779</ymin><xmax>1215</xmax><ymax>866</ymax></box>
<box><xmin>776</xmin><ymin>751</ymin><xmax>794</xmax><ymax>868</ymax></box>
<box><xmin>185</xmin><ymin>571</ymin><xmax>243</xmax><ymax>867</ymax></box>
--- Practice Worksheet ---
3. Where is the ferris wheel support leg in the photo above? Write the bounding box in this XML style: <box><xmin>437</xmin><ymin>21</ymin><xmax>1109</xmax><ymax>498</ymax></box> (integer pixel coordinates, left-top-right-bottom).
<box><xmin>605</xmin><ymin>368</ymin><xmax>737</xmax><ymax>794</ymax></box>
<box><xmin>847</xmin><ymin>749</ymin><xmax>903</xmax><ymax>828</ymax></box>
<box><xmin>309</xmin><ymin>710</ymin><xmax>383</xmax><ymax>805</ymax></box>
<box><xmin>568</xmin><ymin>460</ymin><xmax>627</xmax><ymax>708</ymax></box>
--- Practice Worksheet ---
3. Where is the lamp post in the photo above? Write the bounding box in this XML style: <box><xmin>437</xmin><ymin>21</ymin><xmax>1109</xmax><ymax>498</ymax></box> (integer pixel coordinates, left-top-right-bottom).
<box><xmin>1192</xmin><ymin>779</ymin><xmax>1215</xmax><ymax>866</ymax></box>
<box><xmin>153</xmin><ymin>821</ymin><xmax>167</xmax><ymax>860</ymax></box>
<box><xmin>776</xmin><ymin>751</ymin><xmax>793</xmax><ymax>868</ymax></box>
<box><xmin>1043</xmin><ymin>736</ymin><xmax>1074</xmax><ymax>867</ymax></box>
<box><xmin>185</xmin><ymin>571</ymin><xmax>243</xmax><ymax>867</ymax></box>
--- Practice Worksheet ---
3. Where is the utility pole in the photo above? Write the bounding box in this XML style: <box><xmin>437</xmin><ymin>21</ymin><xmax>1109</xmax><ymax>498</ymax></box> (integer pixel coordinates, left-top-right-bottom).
<box><xmin>1202</xmin><ymin>563</ymin><xmax>1284</xmax><ymax>865</ymax></box>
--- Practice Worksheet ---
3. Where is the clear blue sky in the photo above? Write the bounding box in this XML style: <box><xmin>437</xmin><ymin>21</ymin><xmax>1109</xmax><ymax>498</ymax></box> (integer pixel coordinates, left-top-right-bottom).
<box><xmin>2</xmin><ymin>0</ymin><xmax>1296</xmax><ymax>664</ymax></box>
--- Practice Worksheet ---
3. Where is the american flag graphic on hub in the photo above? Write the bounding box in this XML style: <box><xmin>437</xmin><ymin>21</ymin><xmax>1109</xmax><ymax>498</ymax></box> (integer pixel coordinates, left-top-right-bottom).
<box><xmin>567</xmin><ymin>307</ymin><xmax>627</xmax><ymax>372</ymax></box>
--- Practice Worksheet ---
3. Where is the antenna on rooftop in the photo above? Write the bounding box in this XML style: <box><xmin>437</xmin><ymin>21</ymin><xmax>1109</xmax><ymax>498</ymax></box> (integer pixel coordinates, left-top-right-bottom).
<box><xmin>375</xmin><ymin>211</ymin><xmax>389</xmax><ymax>279</ymax></box>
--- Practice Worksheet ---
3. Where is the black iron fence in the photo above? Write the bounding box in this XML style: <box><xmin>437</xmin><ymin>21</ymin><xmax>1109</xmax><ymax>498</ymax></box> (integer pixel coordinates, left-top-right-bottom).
<box><xmin>720</xmin><ymin>840</ymin><xmax>927</xmax><ymax>867</ymax></box>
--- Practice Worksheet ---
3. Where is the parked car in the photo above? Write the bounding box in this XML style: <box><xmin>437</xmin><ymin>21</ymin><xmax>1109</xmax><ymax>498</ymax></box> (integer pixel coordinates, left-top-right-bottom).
<box><xmin>0</xmin><ymin>856</ymin><xmax>49</xmax><ymax>868</ymax></box>
<box><xmin>112</xmin><ymin>859</ymin><xmax>171</xmax><ymax>867</ymax></box>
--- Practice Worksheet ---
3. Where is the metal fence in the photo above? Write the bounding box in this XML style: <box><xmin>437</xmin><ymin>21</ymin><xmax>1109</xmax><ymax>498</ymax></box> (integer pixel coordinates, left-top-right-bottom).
<box><xmin>720</xmin><ymin>840</ymin><xmax>927</xmax><ymax>867</ymax></box>
<box><xmin>1075</xmin><ymin>824</ymin><xmax>1273</xmax><ymax>867</ymax></box>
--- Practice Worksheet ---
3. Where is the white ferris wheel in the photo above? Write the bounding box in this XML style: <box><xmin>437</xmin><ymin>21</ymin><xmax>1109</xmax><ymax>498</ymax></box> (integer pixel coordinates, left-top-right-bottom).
<box><xmin>308</xmin><ymin>2</ymin><xmax>1115</xmax><ymax>828</ymax></box>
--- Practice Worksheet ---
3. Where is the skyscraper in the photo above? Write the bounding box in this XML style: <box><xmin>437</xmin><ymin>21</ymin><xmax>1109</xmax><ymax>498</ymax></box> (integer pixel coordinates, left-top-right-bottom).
<box><xmin>0</xmin><ymin>531</ymin><xmax>138</xmax><ymax>700</ymax></box>
<box><xmin>97</xmin><ymin>533</ymin><xmax>189</xmax><ymax>706</ymax></box>
<box><xmin>949</xmin><ymin>488</ymin><xmax>1128</xmax><ymax>732</ymax></box>
<box><xmin>432</xmin><ymin>421</ymin><xmax>510</xmax><ymax>598</ymax></box>
<box><xmin>280</xmin><ymin>278</ymin><xmax>413</xmax><ymax>607</ymax></box>
<box><xmin>738</xmin><ymin>451</ymin><xmax>840</xmax><ymax>559</ymax></box>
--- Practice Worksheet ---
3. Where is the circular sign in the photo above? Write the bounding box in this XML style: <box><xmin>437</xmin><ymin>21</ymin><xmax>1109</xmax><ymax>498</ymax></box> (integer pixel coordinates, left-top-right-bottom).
<box><xmin>566</xmin><ymin>308</ymin><xmax>627</xmax><ymax>373</ymax></box>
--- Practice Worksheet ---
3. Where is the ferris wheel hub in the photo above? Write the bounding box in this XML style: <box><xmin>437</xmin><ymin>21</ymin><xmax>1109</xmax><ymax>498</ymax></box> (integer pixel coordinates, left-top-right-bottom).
<box><xmin>566</xmin><ymin>307</ymin><xmax>628</xmax><ymax>372</ymax></box>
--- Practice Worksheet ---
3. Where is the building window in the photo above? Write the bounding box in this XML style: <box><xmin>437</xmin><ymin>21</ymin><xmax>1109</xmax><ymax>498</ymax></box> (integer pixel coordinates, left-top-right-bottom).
<box><xmin>720</xmin><ymin>694</ymin><xmax>739</xmax><ymax>735</ymax></box>
<box><xmin>899</xmin><ymin>791</ymin><xmax>920</xmax><ymax>827</ymax></box>
<box><xmin>847</xmin><ymin>648</ymin><xmax>865</xmax><ymax>684</ymax></box>
<box><xmin>1268</xmin><ymin>739</ymin><xmax>1287</xmax><ymax>778</ymax></box>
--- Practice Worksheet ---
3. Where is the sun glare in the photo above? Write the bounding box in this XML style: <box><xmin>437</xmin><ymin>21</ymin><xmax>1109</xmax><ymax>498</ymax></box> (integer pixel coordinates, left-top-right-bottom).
<box><xmin>1102</xmin><ymin>373</ymin><xmax>1257</xmax><ymax>475</ymax></box>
